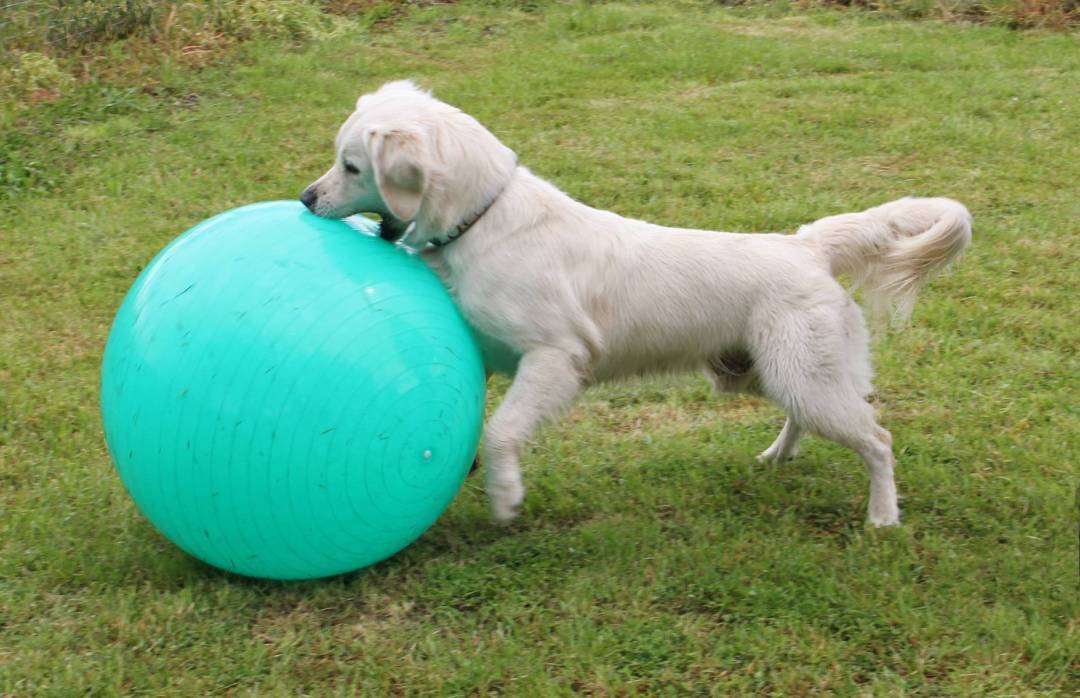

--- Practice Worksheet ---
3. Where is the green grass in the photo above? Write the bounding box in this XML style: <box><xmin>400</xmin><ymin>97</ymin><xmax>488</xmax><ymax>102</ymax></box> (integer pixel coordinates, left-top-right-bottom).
<box><xmin>2</xmin><ymin>2</ymin><xmax>1078</xmax><ymax>694</ymax></box>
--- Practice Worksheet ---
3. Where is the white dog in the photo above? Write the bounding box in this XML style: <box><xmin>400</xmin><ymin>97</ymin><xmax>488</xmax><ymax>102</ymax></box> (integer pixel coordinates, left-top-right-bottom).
<box><xmin>301</xmin><ymin>80</ymin><xmax>972</xmax><ymax>527</ymax></box>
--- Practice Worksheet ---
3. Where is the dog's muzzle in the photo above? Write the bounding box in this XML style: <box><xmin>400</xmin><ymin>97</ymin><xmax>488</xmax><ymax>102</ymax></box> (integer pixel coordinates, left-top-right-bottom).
<box><xmin>299</xmin><ymin>187</ymin><xmax>318</xmax><ymax>212</ymax></box>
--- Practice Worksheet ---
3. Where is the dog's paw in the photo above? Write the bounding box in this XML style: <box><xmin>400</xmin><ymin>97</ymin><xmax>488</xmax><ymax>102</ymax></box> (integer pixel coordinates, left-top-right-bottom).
<box><xmin>488</xmin><ymin>479</ymin><xmax>525</xmax><ymax>525</ymax></box>
<box><xmin>755</xmin><ymin>449</ymin><xmax>776</xmax><ymax>464</ymax></box>
<box><xmin>868</xmin><ymin>504</ymin><xmax>901</xmax><ymax>528</ymax></box>
<box><xmin>756</xmin><ymin>445</ymin><xmax>799</xmax><ymax>464</ymax></box>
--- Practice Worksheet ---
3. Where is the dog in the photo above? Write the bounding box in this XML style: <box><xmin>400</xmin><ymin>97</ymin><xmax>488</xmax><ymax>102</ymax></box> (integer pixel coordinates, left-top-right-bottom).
<box><xmin>301</xmin><ymin>80</ymin><xmax>972</xmax><ymax>527</ymax></box>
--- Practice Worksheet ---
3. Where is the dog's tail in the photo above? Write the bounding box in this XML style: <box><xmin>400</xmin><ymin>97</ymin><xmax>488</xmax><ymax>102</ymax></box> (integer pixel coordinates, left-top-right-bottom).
<box><xmin>797</xmin><ymin>197</ymin><xmax>972</xmax><ymax>322</ymax></box>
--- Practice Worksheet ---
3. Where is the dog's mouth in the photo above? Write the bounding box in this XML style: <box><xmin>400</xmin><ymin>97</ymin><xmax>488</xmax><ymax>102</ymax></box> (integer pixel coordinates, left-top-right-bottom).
<box><xmin>376</xmin><ymin>215</ymin><xmax>410</xmax><ymax>243</ymax></box>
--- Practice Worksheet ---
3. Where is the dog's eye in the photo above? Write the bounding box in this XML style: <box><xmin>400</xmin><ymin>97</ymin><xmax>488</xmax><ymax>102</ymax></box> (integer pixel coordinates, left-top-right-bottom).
<box><xmin>343</xmin><ymin>162</ymin><xmax>360</xmax><ymax>175</ymax></box>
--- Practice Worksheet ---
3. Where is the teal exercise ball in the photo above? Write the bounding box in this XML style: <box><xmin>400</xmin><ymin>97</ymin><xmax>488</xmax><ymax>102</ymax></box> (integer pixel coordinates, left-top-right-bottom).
<box><xmin>100</xmin><ymin>201</ymin><xmax>486</xmax><ymax>580</ymax></box>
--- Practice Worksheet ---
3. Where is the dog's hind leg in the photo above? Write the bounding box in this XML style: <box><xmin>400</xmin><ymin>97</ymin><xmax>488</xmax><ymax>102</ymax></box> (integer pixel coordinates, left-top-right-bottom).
<box><xmin>757</xmin><ymin>418</ymin><xmax>804</xmax><ymax>464</ymax></box>
<box><xmin>755</xmin><ymin>305</ymin><xmax>900</xmax><ymax>526</ymax></box>
<box><xmin>484</xmin><ymin>346</ymin><xmax>585</xmax><ymax>524</ymax></box>
<box><xmin>771</xmin><ymin>385</ymin><xmax>898</xmax><ymax>526</ymax></box>
<box><xmin>801</xmin><ymin>394</ymin><xmax>897</xmax><ymax>526</ymax></box>
<box><xmin>806</xmin><ymin>403</ymin><xmax>898</xmax><ymax>527</ymax></box>
<box><xmin>704</xmin><ymin>351</ymin><xmax>804</xmax><ymax>464</ymax></box>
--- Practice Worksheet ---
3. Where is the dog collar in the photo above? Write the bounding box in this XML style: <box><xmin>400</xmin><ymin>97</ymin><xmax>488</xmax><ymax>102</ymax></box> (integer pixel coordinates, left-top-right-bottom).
<box><xmin>430</xmin><ymin>162</ymin><xmax>516</xmax><ymax>248</ymax></box>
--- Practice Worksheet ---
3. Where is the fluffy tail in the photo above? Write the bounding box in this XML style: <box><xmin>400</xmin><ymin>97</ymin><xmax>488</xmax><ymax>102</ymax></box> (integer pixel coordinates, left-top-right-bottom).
<box><xmin>796</xmin><ymin>197</ymin><xmax>972</xmax><ymax>322</ymax></box>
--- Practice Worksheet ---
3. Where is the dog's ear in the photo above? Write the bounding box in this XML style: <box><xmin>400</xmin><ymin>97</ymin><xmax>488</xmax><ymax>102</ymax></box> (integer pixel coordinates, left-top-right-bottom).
<box><xmin>364</xmin><ymin>124</ymin><xmax>427</xmax><ymax>222</ymax></box>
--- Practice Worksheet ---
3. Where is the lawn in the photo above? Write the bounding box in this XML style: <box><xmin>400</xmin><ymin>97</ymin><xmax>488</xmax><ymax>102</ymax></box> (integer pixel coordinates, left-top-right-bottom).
<box><xmin>1</xmin><ymin>2</ymin><xmax>1077</xmax><ymax>694</ymax></box>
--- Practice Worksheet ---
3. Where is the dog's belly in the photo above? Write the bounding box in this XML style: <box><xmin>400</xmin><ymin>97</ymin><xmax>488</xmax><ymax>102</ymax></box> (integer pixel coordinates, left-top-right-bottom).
<box><xmin>591</xmin><ymin>352</ymin><xmax>705</xmax><ymax>381</ymax></box>
<box><xmin>586</xmin><ymin>291</ymin><xmax>753</xmax><ymax>382</ymax></box>
<box><xmin>589</xmin><ymin>320</ymin><xmax>750</xmax><ymax>381</ymax></box>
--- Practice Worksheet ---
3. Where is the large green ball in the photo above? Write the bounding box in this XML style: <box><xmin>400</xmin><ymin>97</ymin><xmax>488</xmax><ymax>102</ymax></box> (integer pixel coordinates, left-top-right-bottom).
<box><xmin>101</xmin><ymin>201</ymin><xmax>485</xmax><ymax>580</ymax></box>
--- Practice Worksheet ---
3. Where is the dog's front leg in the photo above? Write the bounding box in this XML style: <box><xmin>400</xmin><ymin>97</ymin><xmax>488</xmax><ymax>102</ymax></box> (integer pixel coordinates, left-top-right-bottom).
<box><xmin>484</xmin><ymin>346</ymin><xmax>585</xmax><ymax>524</ymax></box>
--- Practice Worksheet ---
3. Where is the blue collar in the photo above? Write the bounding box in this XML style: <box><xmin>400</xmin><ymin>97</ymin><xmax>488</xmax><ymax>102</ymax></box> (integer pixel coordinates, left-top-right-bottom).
<box><xmin>430</xmin><ymin>165</ymin><xmax>516</xmax><ymax>248</ymax></box>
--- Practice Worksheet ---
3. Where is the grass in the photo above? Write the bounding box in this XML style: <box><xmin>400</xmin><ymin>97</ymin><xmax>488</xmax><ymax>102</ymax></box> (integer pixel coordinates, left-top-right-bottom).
<box><xmin>2</xmin><ymin>1</ymin><xmax>1078</xmax><ymax>694</ymax></box>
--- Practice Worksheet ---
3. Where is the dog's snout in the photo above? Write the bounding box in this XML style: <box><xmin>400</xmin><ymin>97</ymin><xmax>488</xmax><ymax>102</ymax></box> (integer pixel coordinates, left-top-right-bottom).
<box><xmin>299</xmin><ymin>187</ymin><xmax>318</xmax><ymax>211</ymax></box>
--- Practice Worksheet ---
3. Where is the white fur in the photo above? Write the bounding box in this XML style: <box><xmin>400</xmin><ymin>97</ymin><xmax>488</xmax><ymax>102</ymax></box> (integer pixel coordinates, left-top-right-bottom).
<box><xmin>303</xmin><ymin>81</ymin><xmax>972</xmax><ymax>527</ymax></box>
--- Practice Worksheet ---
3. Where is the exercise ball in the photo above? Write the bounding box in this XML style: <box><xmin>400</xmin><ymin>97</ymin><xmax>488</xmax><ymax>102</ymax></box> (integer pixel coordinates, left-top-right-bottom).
<box><xmin>100</xmin><ymin>201</ymin><xmax>486</xmax><ymax>580</ymax></box>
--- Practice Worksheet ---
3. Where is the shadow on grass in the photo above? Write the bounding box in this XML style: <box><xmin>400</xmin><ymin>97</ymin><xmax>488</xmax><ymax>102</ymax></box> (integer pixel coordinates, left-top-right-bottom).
<box><xmin>83</xmin><ymin>447</ymin><xmax>906</xmax><ymax>602</ymax></box>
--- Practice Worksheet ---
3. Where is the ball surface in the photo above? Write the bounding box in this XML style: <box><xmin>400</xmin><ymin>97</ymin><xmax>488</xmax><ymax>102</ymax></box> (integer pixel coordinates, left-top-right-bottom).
<box><xmin>101</xmin><ymin>201</ymin><xmax>485</xmax><ymax>580</ymax></box>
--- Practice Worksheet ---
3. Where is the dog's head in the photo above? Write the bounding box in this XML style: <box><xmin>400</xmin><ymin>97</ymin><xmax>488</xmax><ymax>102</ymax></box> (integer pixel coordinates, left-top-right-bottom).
<box><xmin>300</xmin><ymin>80</ymin><xmax>516</xmax><ymax>246</ymax></box>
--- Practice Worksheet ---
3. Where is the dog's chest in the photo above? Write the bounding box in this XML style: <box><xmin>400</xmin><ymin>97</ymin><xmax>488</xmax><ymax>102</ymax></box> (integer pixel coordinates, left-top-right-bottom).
<box><xmin>422</xmin><ymin>247</ymin><xmax>522</xmax><ymax>375</ymax></box>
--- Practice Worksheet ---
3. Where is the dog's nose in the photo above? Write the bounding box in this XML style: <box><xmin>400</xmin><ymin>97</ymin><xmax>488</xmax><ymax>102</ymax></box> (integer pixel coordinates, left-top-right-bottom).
<box><xmin>299</xmin><ymin>187</ymin><xmax>318</xmax><ymax>211</ymax></box>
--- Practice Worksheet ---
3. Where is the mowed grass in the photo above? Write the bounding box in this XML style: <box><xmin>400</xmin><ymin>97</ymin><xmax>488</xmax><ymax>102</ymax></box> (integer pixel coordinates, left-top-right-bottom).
<box><xmin>2</xmin><ymin>2</ymin><xmax>1078</xmax><ymax>694</ymax></box>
